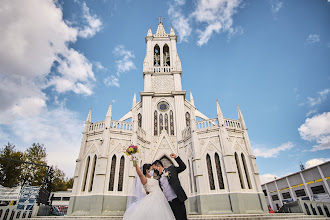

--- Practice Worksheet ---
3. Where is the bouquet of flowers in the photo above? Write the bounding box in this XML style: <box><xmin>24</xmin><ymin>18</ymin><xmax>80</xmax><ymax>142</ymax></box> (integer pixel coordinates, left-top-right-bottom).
<box><xmin>125</xmin><ymin>145</ymin><xmax>139</xmax><ymax>166</ymax></box>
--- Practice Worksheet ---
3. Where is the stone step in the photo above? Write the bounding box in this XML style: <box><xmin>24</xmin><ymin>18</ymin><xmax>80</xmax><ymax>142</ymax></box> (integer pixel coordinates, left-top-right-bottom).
<box><xmin>29</xmin><ymin>213</ymin><xmax>329</xmax><ymax>220</ymax></box>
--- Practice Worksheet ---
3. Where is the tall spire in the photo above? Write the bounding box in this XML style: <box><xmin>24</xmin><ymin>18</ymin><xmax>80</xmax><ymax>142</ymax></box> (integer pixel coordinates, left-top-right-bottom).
<box><xmin>106</xmin><ymin>102</ymin><xmax>112</xmax><ymax>118</ymax></box>
<box><xmin>170</xmin><ymin>26</ymin><xmax>175</xmax><ymax>36</ymax></box>
<box><xmin>237</xmin><ymin>104</ymin><xmax>246</xmax><ymax>129</ymax></box>
<box><xmin>147</xmin><ymin>27</ymin><xmax>152</xmax><ymax>36</ymax></box>
<box><xmin>132</xmin><ymin>93</ymin><xmax>136</xmax><ymax>107</ymax></box>
<box><xmin>155</xmin><ymin>22</ymin><xmax>167</xmax><ymax>37</ymax></box>
<box><xmin>190</xmin><ymin>91</ymin><xmax>194</xmax><ymax>106</ymax></box>
<box><xmin>216</xmin><ymin>100</ymin><xmax>224</xmax><ymax>125</ymax></box>
<box><xmin>86</xmin><ymin>107</ymin><xmax>92</xmax><ymax>123</ymax></box>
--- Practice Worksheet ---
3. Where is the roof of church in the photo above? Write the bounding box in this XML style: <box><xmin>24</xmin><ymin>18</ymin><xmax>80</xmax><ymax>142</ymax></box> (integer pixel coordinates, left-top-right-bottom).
<box><xmin>155</xmin><ymin>22</ymin><xmax>167</xmax><ymax>37</ymax></box>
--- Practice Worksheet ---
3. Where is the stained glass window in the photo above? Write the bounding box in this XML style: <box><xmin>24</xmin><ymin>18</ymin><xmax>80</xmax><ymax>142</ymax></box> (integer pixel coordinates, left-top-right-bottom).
<box><xmin>118</xmin><ymin>156</ymin><xmax>125</xmax><ymax>191</ymax></box>
<box><xmin>109</xmin><ymin>155</ymin><xmax>117</xmax><ymax>191</ymax></box>
<box><xmin>206</xmin><ymin>154</ymin><xmax>215</xmax><ymax>190</ymax></box>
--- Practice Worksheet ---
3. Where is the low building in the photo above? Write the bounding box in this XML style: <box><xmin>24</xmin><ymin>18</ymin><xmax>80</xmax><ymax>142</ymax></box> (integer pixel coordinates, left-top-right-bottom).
<box><xmin>261</xmin><ymin>161</ymin><xmax>330</xmax><ymax>212</ymax></box>
<box><xmin>50</xmin><ymin>190</ymin><xmax>72</xmax><ymax>215</ymax></box>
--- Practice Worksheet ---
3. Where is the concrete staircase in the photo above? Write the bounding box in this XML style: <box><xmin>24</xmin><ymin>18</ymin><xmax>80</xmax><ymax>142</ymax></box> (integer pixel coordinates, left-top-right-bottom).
<box><xmin>30</xmin><ymin>213</ymin><xmax>329</xmax><ymax>220</ymax></box>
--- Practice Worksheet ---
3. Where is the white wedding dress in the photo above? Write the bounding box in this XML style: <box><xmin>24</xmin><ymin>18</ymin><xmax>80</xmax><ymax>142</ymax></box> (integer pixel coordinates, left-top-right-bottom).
<box><xmin>123</xmin><ymin>177</ymin><xmax>175</xmax><ymax>220</ymax></box>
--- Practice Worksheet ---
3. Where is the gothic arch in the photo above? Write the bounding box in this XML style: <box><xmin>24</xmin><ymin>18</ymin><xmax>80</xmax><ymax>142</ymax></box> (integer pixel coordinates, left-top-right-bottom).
<box><xmin>235</xmin><ymin>152</ymin><xmax>245</xmax><ymax>189</ymax></box>
<box><xmin>206</xmin><ymin>154</ymin><xmax>215</xmax><ymax>190</ymax></box>
<box><xmin>117</xmin><ymin>156</ymin><xmax>125</xmax><ymax>191</ymax></box>
<box><xmin>241</xmin><ymin>153</ymin><xmax>252</xmax><ymax>189</ymax></box>
<box><xmin>138</xmin><ymin>113</ymin><xmax>142</xmax><ymax>128</ymax></box>
<box><xmin>185</xmin><ymin>112</ymin><xmax>190</xmax><ymax>127</ymax></box>
<box><xmin>214</xmin><ymin>153</ymin><xmax>225</xmax><ymax>189</ymax></box>
<box><xmin>88</xmin><ymin>154</ymin><xmax>97</xmax><ymax>192</ymax></box>
<box><xmin>163</xmin><ymin>44</ymin><xmax>170</xmax><ymax>66</ymax></box>
<box><xmin>108</xmin><ymin>155</ymin><xmax>117</xmax><ymax>191</ymax></box>
<box><xmin>154</xmin><ymin>44</ymin><xmax>160</xmax><ymax>66</ymax></box>
<box><xmin>81</xmin><ymin>156</ymin><xmax>90</xmax><ymax>192</ymax></box>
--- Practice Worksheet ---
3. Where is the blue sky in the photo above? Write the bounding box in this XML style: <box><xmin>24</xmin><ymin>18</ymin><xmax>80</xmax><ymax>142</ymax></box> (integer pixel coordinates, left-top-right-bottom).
<box><xmin>0</xmin><ymin>0</ymin><xmax>329</xmax><ymax>183</ymax></box>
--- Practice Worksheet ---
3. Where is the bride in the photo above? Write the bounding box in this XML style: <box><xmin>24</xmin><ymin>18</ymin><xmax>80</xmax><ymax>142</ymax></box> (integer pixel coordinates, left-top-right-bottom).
<box><xmin>123</xmin><ymin>160</ymin><xmax>175</xmax><ymax>220</ymax></box>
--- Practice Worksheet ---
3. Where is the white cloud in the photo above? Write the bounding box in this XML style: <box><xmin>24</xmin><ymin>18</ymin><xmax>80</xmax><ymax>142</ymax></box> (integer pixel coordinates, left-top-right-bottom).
<box><xmin>299</xmin><ymin>112</ymin><xmax>330</xmax><ymax>151</ymax></box>
<box><xmin>167</xmin><ymin>0</ymin><xmax>242</xmax><ymax>46</ymax></box>
<box><xmin>0</xmin><ymin>107</ymin><xmax>83</xmax><ymax>177</ymax></box>
<box><xmin>305</xmin><ymin>158</ymin><xmax>330</xmax><ymax>169</ymax></box>
<box><xmin>0</xmin><ymin>0</ymin><xmax>100</xmax><ymax>123</ymax></box>
<box><xmin>306</xmin><ymin>34</ymin><xmax>320</xmax><ymax>44</ymax></box>
<box><xmin>260</xmin><ymin>174</ymin><xmax>278</xmax><ymax>184</ymax></box>
<box><xmin>192</xmin><ymin>0</ymin><xmax>242</xmax><ymax>46</ymax></box>
<box><xmin>168</xmin><ymin>3</ymin><xmax>192</xmax><ymax>42</ymax></box>
<box><xmin>49</xmin><ymin>48</ymin><xmax>95</xmax><ymax>95</ymax></box>
<box><xmin>113</xmin><ymin>45</ymin><xmax>136</xmax><ymax>76</ymax></box>
<box><xmin>253</xmin><ymin>142</ymin><xmax>294</xmax><ymax>158</ymax></box>
<box><xmin>104</xmin><ymin>75</ymin><xmax>120</xmax><ymax>87</ymax></box>
<box><xmin>78</xmin><ymin>2</ymin><xmax>102</xmax><ymax>38</ymax></box>
<box><xmin>94</xmin><ymin>61</ymin><xmax>106</xmax><ymax>71</ymax></box>
<box><xmin>301</xmin><ymin>88</ymin><xmax>330</xmax><ymax>107</ymax></box>
<box><xmin>306</xmin><ymin>109</ymin><xmax>317</xmax><ymax>117</ymax></box>
<box><xmin>270</xmin><ymin>0</ymin><xmax>283</xmax><ymax>14</ymax></box>
<box><xmin>104</xmin><ymin>45</ymin><xmax>135</xmax><ymax>87</ymax></box>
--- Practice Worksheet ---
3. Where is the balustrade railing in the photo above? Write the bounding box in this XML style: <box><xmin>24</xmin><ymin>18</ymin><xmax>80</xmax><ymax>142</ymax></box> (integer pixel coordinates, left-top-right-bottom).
<box><xmin>224</xmin><ymin>118</ymin><xmax>241</xmax><ymax>129</ymax></box>
<box><xmin>153</xmin><ymin>66</ymin><xmax>171</xmax><ymax>73</ymax></box>
<box><xmin>89</xmin><ymin>121</ymin><xmax>105</xmax><ymax>132</ymax></box>
<box><xmin>182</xmin><ymin>126</ymin><xmax>191</xmax><ymax>139</ymax></box>
<box><xmin>110</xmin><ymin>120</ymin><xmax>133</xmax><ymax>131</ymax></box>
<box><xmin>196</xmin><ymin>118</ymin><xmax>219</xmax><ymax>130</ymax></box>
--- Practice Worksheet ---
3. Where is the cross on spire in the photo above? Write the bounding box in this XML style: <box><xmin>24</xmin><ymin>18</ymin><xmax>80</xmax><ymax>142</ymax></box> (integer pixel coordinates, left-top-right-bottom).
<box><xmin>157</xmin><ymin>16</ymin><xmax>165</xmax><ymax>23</ymax></box>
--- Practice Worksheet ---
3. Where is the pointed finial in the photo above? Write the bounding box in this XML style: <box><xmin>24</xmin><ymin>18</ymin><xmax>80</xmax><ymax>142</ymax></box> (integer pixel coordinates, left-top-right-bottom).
<box><xmin>170</xmin><ymin>26</ymin><xmax>175</xmax><ymax>35</ymax></box>
<box><xmin>86</xmin><ymin>107</ymin><xmax>92</xmax><ymax>123</ymax></box>
<box><xmin>237</xmin><ymin>104</ymin><xmax>246</xmax><ymax>129</ymax></box>
<box><xmin>132</xmin><ymin>93</ymin><xmax>137</xmax><ymax>107</ymax></box>
<box><xmin>190</xmin><ymin>91</ymin><xmax>194</xmax><ymax>106</ymax></box>
<box><xmin>216</xmin><ymin>100</ymin><xmax>224</xmax><ymax>125</ymax></box>
<box><xmin>147</xmin><ymin>27</ymin><xmax>152</xmax><ymax>36</ymax></box>
<box><xmin>216</xmin><ymin>100</ymin><xmax>223</xmax><ymax>115</ymax></box>
<box><xmin>106</xmin><ymin>102</ymin><xmax>112</xmax><ymax>118</ymax></box>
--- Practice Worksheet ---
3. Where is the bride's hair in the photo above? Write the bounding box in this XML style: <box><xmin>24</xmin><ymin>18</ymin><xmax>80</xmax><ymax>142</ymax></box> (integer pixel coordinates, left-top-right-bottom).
<box><xmin>142</xmin><ymin>163</ymin><xmax>152</xmax><ymax>175</ymax></box>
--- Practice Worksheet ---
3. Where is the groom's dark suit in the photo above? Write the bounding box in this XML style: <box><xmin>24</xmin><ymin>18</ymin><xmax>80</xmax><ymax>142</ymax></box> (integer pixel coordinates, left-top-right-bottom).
<box><xmin>160</xmin><ymin>156</ymin><xmax>187</xmax><ymax>220</ymax></box>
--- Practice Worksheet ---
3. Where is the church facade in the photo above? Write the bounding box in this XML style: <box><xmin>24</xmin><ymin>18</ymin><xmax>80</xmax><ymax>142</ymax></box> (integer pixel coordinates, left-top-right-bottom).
<box><xmin>68</xmin><ymin>22</ymin><xmax>268</xmax><ymax>216</ymax></box>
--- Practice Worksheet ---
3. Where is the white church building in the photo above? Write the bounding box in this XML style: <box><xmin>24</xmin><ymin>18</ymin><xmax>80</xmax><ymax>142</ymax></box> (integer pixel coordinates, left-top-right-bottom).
<box><xmin>68</xmin><ymin>22</ymin><xmax>268</xmax><ymax>216</ymax></box>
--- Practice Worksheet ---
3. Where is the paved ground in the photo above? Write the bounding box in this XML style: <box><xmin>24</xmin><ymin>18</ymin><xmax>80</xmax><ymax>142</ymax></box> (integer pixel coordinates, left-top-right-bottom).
<box><xmin>29</xmin><ymin>213</ymin><xmax>329</xmax><ymax>220</ymax></box>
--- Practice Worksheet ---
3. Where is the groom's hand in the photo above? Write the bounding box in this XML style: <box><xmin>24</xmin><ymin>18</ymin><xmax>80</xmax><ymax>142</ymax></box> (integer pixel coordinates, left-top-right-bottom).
<box><xmin>170</xmin><ymin>153</ymin><xmax>177</xmax><ymax>158</ymax></box>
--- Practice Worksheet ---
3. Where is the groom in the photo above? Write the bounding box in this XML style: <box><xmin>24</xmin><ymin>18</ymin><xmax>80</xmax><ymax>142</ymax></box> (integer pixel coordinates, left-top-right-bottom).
<box><xmin>152</xmin><ymin>153</ymin><xmax>187</xmax><ymax>220</ymax></box>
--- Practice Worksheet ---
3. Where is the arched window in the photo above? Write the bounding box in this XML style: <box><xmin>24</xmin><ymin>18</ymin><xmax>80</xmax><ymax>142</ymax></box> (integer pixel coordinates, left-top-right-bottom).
<box><xmin>159</xmin><ymin>114</ymin><xmax>163</xmax><ymax>133</ymax></box>
<box><xmin>82</xmin><ymin>156</ymin><xmax>90</xmax><ymax>191</ymax></box>
<box><xmin>154</xmin><ymin>45</ymin><xmax>160</xmax><ymax>66</ymax></box>
<box><xmin>108</xmin><ymin>155</ymin><xmax>117</xmax><ymax>191</ymax></box>
<box><xmin>118</xmin><ymin>156</ymin><xmax>125</xmax><ymax>191</ymax></box>
<box><xmin>163</xmin><ymin>44</ymin><xmax>170</xmax><ymax>66</ymax></box>
<box><xmin>170</xmin><ymin>110</ymin><xmax>174</xmax><ymax>135</ymax></box>
<box><xmin>165</xmin><ymin>113</ymin><xmax>169</xmax><ymax>134</ymax></box>
<box><xmin>154</xmin><ymin>111</ymin><xmax>158</xmax><ymax>136</ymax></box>
<box><xmin>206</xmin><ymin>154</ymin><xmax>215</xmax><ymax>190</ymax></box>
<box><xmin>89</xmin><ymin>155</ymin><xmax>97</xmax><ymax>192</ymax></box>
<box><xmin>138</xmin><ymin>113</ymin><xmax>142</xmax><ymax>128</ymax></box>
<box><xmin>185</xmin><ymin>112</ymin><xmax>190</xmax><ymax>127</ymax></box>
<box><xmin>215</xmin><ymin>153</ymin><xmax>225</xmax><ymax>189</ymax></box>
<box><xmin>241</xmin><ymin>153</ymin><xmax>252</xmax><ymax>189</ymax></box>
<box><xmin>235</xmin><ymin>152</ymin><xmax>245</xmax><ymax>189</ymax></box>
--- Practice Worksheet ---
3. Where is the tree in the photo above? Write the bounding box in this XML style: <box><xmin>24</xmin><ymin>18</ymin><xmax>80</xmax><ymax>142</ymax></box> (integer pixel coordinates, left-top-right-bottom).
<box><xmin>21</xmin><ymin>143</ymin><xmax>48</xmax><ymax>186</ymax></box>
<box><xmin>0</xmin><ymin>143</ymin><xmax>24</xmax><ymax>187</ymax></box>
<box><xmin>45</xmin><ymin>166</ymin><xmax>68</xmax><ymax>192</ymax></box>
<box><xmin>66</xmin><ymin>177</ymin><xmax>74</xmax><ymax>189</ymax></box>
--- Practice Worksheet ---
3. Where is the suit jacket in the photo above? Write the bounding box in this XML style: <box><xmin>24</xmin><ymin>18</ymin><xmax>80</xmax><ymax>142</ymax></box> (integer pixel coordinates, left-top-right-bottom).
<box><xmin>162</xmin><ymin>156</ymin><xmax>187</xmax><ymax>203</ymax></box>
